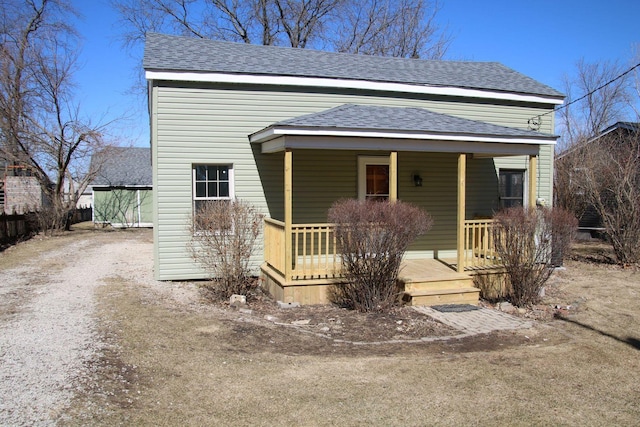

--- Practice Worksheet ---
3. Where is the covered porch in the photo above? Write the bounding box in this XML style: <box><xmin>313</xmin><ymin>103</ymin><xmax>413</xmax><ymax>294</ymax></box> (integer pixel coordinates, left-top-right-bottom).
<box><xmin>250</xmin><ymin>105</ymin><xmax>555</xmax><ymax>305</ymax></box>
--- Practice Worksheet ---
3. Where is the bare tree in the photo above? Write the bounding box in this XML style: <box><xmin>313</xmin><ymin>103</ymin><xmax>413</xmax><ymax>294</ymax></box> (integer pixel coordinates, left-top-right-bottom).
<box><xmin>558</xmin><ymin>59</ymin><xmax>634</xmax><ymax>150</ymax></box>
<box><xmin>112</xmin><ymin>0</ymin><xmax>450</xmax><ymax>59</ymax></box>
<box><xmin>555</xmin><ymin>56</ymin><xmax>640</xmax><ymax>264</ymax></box>
<box><xmin>555</xmin><ymin>59</ymin><xmax>635</xmax><ymax>218</ymax></box>
<box><xmin>0</xmin><ymin>0</ymin><xmax>115</xmax><ymax>232</ymax></box>
<box><xmin>334</xmin><ymin>0</ymin><xmax>450</xmax><ymax>58</ymax></box>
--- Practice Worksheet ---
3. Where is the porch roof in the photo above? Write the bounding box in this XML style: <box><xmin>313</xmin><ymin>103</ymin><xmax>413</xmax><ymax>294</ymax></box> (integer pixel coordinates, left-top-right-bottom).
<box><xmin>250</xmin><ymin>104</ymin><xmax>557</xmax><ymax>156</ymax></box>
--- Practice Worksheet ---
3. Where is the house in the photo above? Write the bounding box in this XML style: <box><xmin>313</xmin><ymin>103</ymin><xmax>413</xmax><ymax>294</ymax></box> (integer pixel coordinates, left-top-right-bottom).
<box><xmin>90</xmin><ymin>147</ymin><xmax>153</xmax><ymax>228</ymax></box>
<box><xmin>144</xmin><ymin>33</ymin><xmax>563</xmax><ymax>305</ymax></box>
<box><xmin>0</xmin><ymin>161</ymin><xmax>44</xmax><ymax>215</ymax></box>
<box><xmin>556</xmin><ymin>121</ymin><xmax>639</xmax><ymax>234</ymax></box>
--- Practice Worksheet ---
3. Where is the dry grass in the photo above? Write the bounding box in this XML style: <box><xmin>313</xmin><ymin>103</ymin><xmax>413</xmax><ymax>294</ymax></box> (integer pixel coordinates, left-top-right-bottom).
<box><xmin>6</xmin><ymin>230</ymin><xmax>638</xmax><ymax>425</ymax></box>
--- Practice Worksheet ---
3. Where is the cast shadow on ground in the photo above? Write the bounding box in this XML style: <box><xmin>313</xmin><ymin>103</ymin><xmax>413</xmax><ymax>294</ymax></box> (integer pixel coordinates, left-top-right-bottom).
<box><xmin>555</xmin><ymin>313</ymin><xmax>640</xmax><ymax>351</ymax></box>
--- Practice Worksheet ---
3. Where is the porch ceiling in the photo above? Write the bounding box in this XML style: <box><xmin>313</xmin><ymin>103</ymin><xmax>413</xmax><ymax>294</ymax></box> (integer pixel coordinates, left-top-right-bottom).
<box><xmin>250</xmin><ymin>104</ymin><xmax>557</xmax><ymax>156</ymax></box>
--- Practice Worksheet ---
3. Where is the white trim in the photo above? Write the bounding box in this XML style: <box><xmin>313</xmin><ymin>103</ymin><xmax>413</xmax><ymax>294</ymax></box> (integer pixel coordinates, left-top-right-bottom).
<box><xmin>358</xmin><ymin>156</ymin><xmax>390</xmax><ymax>200</ymax></box>
<box><xmin>91</xmin><ymin>185</ymin><xmax>152</xmax><ymax>189</ymax></box>
<box><xmin>192</xmin><ymin>164</ymin><xmax>235</xmax><ymax>202</ymax></box>
<box><xmin>260</xmin><ymin>135</ymin><xmax>542</xmax><ymax>156</ymax></box>
<box><xmin>250</xmin><ymin>126</ymin><xmax>556</xmax><ymax>146</ymax></box>
<box><xmin>146</xmin><ymin>70</ymin><xmax>564</xmax><ymax>105</ymax></box>
<box><xmin>137</xmin><ymin>190</ymin><xmax>142</xmax><ymax>225</ymax></box>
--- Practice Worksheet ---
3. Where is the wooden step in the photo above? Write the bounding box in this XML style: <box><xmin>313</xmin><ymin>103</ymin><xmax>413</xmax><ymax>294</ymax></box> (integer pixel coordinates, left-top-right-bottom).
<box><xmin>404</xmin><ymin>287</ymin><xmax>480</xmax><ymax>306</ymax></box>
<box><xmin>402</xmin><ymin>277</ymin><xmax>476</xmax><ymax>292</ymax></box>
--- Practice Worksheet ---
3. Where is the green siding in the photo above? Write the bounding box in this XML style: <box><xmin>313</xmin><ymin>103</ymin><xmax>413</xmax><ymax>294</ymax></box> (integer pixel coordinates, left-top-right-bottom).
<box><xmin>93</xmin><ymin>188</ymin><xmax>153</xmax><ymax>227</ymax></box>
<box><xmin>152</xmin><ymin>82</ymin><xmax>557</xmax><ymax>280</ymax></box>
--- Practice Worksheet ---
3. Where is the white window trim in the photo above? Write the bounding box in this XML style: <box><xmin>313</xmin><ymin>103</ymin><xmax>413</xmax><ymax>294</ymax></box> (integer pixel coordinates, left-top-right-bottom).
<box><xmin>192</xmin><ymin>164</ymin><xmax>235</xmax><ymax>203</ymax></box>
<box><xmin>498</xmin><ymin>168</ymin><xmax>529</xmax><ymax>208</ymax></box>
<box><xmin>358</xmin><ymin>156</ymin><xmax>390</xmax><ymax>200</ymax></box>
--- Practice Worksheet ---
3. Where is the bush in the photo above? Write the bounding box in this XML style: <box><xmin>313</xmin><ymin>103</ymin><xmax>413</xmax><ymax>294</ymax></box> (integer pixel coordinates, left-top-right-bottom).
<box><xmin>188</xmin><ymin>199</ymin><xmax>263</xmax><ymax>300</ymax></box>
<box><xmin>493</xmin><ymin>207</ymin><xmax>577</xmax><ymax>307</ymax></box>
<box><xmin>328</xmin><ymin>199</ymin><xmax>433</xmax><ymax>312</ymax></box>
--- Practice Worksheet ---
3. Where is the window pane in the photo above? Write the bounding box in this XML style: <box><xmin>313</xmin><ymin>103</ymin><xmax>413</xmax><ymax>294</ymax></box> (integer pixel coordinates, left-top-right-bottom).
<box><xmin>195</xmin><ymin>165</ymin><xmax>206</xmax><ymax>181</ymax></box>
<box><xmin>207</xmin><ymin>165</ymin><xmax>219</xmax><ymax>180</ymax></box>
<box><xmin>366</xmin><ymin>164</ymin><xmax>389</xmax><ymax>195</ymax></box>
<box><xmin>195</xmin><ymin>182</ymin><xmax>206</xmax><ymax>197</ymax></box>
<box><xmin>499</xmin><ymin>170</ymin><xmax>524</xmax><ymax>208</ymax></box>
<box><xmin>219</xmin><ymin>181</ymin><xmax>229</xmax><ymax>197</ymax></box>
<box><xmin>207</xmin><ymin>182</ymin><xmax>218</xmax><ymax>198</ymax></box>
<box><xmin>219</xmin><ymin>166</ymin><xmax>229</xmax><ymax>181</ymax></box>
<box><xmin>511</xmin><ymin>174</ymin><xmax>523</xmax><ymax>198</ymax></box>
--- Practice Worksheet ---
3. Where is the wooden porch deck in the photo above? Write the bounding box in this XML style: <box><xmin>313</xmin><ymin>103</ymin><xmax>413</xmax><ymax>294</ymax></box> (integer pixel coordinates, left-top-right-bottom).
<box><xmin>261</xmin><ymin>258</ymin><xmax>482</xmax><ymax>306</ymax></box>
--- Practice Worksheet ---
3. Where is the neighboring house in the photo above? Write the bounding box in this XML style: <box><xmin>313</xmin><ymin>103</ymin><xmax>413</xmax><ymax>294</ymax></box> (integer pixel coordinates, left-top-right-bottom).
<box><xmin>0</xmin><ymin>162</ymin><xmax>44</xmax><ymax>215</ymax></box>
<box><xmin>91</xmin><ymin>147</ymin><xmax>153</xmax><ymax>228</ymax></box>
<box><xmin>144</xmin><ymin>33</ymin><xmax>563</xmax><ymax>305</ymax></box>
<box><xmin>557</xmin><ymin>121</ymin><xmax>639</xmax><ymax>233</ymax></box>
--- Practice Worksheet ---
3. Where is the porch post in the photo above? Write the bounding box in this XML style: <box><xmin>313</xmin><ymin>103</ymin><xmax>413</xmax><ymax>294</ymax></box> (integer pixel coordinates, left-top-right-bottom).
<box><xmin>528</xmin><ymin>154</ymin><xmax>537</xmax><ymax>208</ymax></box>
<box><xmin>457</xmin><ymin>153</ymin><xmax>466</xmax><ymax>273</ymax></box>
<box><xmin>284</xmin><ymin>149</ymin><xmax>293</xmax><ymax>282</ymax></box>
<box><xmin>389</xmin><ymin>151</ymin><xmax>398</xmax><ymax>203</ymax></box>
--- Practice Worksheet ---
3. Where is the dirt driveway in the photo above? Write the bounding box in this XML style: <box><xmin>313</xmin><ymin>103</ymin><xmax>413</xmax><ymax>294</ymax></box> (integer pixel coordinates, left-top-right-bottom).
<box><xmin>1</xmin><ymin>227</ymin><xmax>639</xmax><ymax>425</ymax></box>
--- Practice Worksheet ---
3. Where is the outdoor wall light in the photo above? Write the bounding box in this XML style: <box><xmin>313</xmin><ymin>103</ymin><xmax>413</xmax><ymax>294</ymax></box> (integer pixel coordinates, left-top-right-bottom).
<box><xmin>413</xmin><ymin>174</ymin><xmax>423</xmax><ymax>187</ymax></box>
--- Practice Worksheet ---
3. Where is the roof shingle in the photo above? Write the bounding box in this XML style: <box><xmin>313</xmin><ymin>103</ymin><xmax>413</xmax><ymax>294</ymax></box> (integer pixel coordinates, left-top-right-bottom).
<box><xmin>91</xmin><ymin>147</ymin><xmax>152</xmax><ymax>187</ymax></box>
<box><xmin>268</xmin><ymin>104</ymin><xmax>555</xmax><ymax>139</ymax></box>
<box><xmin>143</xmin><ymin>33</ymin><xmax>563</xmax><ymax>99</ymax></box>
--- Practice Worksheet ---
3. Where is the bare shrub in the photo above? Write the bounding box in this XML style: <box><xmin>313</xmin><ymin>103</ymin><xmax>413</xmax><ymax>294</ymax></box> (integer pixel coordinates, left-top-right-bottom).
<box><xmin>550</xmin><ymin>207</ymin><xmax>579</xmax><ymax>267</ymax></box>
<box><xmin>188</xmin><ymin>200</ymin><xmax>263</xmax><ymax>300</ymax></box>
<box><xmin>473</xmin><ymin>272</ymin><xmax>510</xmax><ymax>302</ymax></box>
<box><xmin>581</xmin><ymin>130</ymin><xmax>640</xmax><ymax>265</ymax></box>
<box><xmin>328</xmin><ymin>199</ymin><xmax>433</xmax><ymax>312</ymax></box>
<box><xmin>493</xmin><ymin>207</ymin><xmax>577</xmax><ymax>307</ymax></box>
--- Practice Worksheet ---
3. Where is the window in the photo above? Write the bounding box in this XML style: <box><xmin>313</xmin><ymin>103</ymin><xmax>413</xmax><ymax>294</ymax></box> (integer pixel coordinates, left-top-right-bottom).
<box><xmin>499</xmin><ymin>169</ymin><xmax>524</xmax><ymax>208</ymax></box>
<box><xmin>358</xmin><ymin>156</ymin><xmax>389</xmax><ymax>201</ymax></box>
<box><xmin>193</xmin><ymin>164</ymin><xmax>234</xmax><ymax>212</ymax></box>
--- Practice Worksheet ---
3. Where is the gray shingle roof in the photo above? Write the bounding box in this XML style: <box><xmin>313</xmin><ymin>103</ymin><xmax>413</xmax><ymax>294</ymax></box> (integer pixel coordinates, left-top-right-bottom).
<box><xmin>144</xmin><ymin>33</ymin><xmax>564</xmax><ymax>99</ymax></box>
<box><xmin>91</xmin><ymin>147</ymin><xmax>152</xmax><ymax>186</ymax></box>
<box><xmin>264</xmin><ymin>104</ymin><xmax>555</xmax><ymax>140</ymax></box>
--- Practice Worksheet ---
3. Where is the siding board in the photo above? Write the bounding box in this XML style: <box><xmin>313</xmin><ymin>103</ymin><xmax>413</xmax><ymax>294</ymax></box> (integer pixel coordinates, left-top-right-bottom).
<box><xmin>152</xmin><ymin>81</ymin><xmax>556</xmax><ymax>280</ymax></box>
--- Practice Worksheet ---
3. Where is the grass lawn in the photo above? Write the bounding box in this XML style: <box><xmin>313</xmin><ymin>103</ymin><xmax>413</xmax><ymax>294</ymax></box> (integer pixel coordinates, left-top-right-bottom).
<box><xmin>8</xmin><ymin>230</ymin><xmax>636</xmax><ymax>426</ymax></box>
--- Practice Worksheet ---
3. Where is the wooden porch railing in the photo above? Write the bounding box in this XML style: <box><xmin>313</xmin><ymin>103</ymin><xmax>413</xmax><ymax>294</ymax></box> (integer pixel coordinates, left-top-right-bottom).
<box><xmin>264</xmin><ymin>219</ymin><xmax>341</xmax><ymax>280</ymax></box>
<box><xmin>266</xmin><ymin>218</ymin><xmax>505</xmax><ymax>280</ymax></box>
<box><xmin>291</xmin><ymin>223</ymin><xmax>340</xmax><ymax>279</ymax></box>
<box><xmin>463</xmin><ymin>219</ymin><xmax>502</xmax><ymax>270</ymax></box>
<box><xmin>264</xmin><ymin>218</ymin><xmax>286</xmax><ymax>275</ymax></box>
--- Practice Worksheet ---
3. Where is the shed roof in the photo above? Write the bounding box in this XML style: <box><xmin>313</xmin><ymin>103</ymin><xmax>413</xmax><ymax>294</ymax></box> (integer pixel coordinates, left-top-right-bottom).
<box><xmin>91</xmin><ymin>147</ymin><xmax>152</xmax><ymax>187</ymax></box>
<box><xmin>143</xmin><ymin>33</ymin><xmax>563</xmax><ymax>100</ymax></box>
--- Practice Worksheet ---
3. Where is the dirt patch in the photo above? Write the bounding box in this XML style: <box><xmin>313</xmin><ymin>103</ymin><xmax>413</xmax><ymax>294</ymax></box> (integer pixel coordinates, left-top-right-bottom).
<box><xmin>224</xmin><ymin>296</ymin><xmax>460</xmax><ymax>343</ymax></box>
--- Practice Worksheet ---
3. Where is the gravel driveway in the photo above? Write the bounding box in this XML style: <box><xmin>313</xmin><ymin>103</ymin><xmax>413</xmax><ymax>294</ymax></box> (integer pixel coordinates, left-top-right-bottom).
<box><xmin>0</xmin><ymin>228</ymin><xmax>153</xmax><ymax>426</ymax></box>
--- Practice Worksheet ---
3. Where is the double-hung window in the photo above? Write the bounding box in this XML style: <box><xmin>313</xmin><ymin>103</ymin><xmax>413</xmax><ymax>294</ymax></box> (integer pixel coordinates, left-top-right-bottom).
<box><xmin>193</xmin><ymin>164</ymin><xmax>234</xmax><ymax>212</ymax></box>
<box><xmin>499</xmin><ymin>169</ymin><xmax>524</xmax><ymax>208</ymax></box>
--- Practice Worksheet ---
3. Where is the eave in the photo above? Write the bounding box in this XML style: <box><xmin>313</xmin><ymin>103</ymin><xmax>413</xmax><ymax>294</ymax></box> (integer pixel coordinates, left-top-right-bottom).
<box><xmin>145</xmin><ymin>70</ymin><xmax>565</xmax><ymax>106</ymax></box>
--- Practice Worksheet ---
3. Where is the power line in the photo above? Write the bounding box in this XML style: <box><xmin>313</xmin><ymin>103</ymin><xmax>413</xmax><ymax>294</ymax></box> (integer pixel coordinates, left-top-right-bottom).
<box><xmin>528</xmin><ymin>61</ymin><xmax>640</xmax><ymax>129</ymax></box>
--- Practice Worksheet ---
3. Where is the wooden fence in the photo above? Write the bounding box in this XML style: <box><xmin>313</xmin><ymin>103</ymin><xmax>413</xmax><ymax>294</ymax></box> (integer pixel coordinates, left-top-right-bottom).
<box><xmin>0</xmin><ymin>213</ymin><xmax>35</xmax><ymax>242</ymax></box>
<box><xmin>0</xmin><ymin>207</ymin><xmax>92</xmax><ymax>244</ymax></box>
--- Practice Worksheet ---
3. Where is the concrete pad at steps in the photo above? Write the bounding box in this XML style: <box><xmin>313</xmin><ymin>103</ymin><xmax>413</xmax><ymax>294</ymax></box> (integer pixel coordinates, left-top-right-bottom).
<box><xmin>413</xmin><ymin>305</ymin><xmax>533</xmax><ymax>335</ymax></box>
